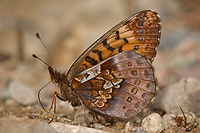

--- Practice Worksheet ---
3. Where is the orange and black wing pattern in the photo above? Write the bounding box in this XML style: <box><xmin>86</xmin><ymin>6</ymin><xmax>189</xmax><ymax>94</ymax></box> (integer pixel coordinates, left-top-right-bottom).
<box><xmin>67</xmin><ymin>10</ymin><xmax>161</xmax><ymax>81</ymax></box>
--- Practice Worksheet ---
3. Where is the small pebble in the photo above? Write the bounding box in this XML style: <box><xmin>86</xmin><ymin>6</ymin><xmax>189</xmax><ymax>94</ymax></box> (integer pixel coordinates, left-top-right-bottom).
<box><xmin>9</xmin><ymin>81</ymin><xmax>37</xmax><ymax>105</ymax></box>
<box><xmin>124</xmin><ymin>122</ymin><xmax>133</xmax><ymax>133</ymax></box>
<box><xmin>162</xmin><ymin>113</ymin><xmax>176</xmax><ymax>128</ymax></box>
<box><xmin>115</xmin><ymin>122</ymin><xmax>125</xmax><ymax>129</ymax></box>
<box><xmin>142</xmin><ymin>113</ymin><xmax>164</xmax><ymax>133</ymax></box>
<box><xmin>124</xmin><ymin>122</ymin><xmax>146</xmax><ymax>133</ymax></box>
<box><xmin>132</xmin><ymin>127</ymin><xmax>146</xmax><ymax>133</ymax></box>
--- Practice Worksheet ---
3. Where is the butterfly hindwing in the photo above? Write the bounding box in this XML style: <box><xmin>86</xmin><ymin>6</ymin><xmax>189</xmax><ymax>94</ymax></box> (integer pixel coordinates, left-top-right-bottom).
<box><xmin>76</xmin><ymin>50</ymin><xmax>156</xmax><ymax>118</ymax></box>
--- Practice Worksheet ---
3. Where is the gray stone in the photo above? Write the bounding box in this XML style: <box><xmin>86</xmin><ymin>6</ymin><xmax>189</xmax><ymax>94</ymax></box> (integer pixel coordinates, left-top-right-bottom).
<box><xmin>9</xmin><ymin>81</ymin><xmax>37</xmax><ymax>105</ymax></box>
<box><xmin>124</xmin><ymin>122</ymin><xmax>133</xmax><ymax>133</ymax></box>
<box><xmin>124</xmin><ymin>122</ymin><xmax>146</xmax><ymax>133</ymax></box>
<box><xmin>153</xmin><ymin>78</ymin><xmax>200</xmax><ymax>114</ymax></box>
<box><xmin>132</xmin><ymin>127</ymin><xmax>146</xmax><ymax>133</ymax></box>
<box><xmin>0</xmin><ymin>117</ymin><xmax>56</xmax><ymax>133</ymax></box>
<box><xmin>50</xmin><ymin>122</ymin><xmax>109</xmax><ymax>133</ymax></box>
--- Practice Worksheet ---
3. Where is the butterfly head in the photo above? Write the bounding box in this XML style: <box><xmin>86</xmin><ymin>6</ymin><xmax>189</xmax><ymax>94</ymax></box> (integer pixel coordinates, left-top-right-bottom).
<box><xmin>48</xmin><ymin>66</ymin><xmax>70</xmax><ymax>87</ymax></box>
<box><xmin>48</xmin><ymin>66</ymin><xmax>74</xmax><ymax>99</ymax></box>
<box><xmin>48</xmin><ymin>66</ymin><xmax>59</xmax><ymax>83</ymax></box>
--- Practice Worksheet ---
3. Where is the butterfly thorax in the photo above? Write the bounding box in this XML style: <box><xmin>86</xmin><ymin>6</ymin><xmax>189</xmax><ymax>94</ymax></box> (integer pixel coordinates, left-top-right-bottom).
<box><xmin>48</xmin><ymin>66</ymin><xmax>81</xmax><ymax>106</ymax></box>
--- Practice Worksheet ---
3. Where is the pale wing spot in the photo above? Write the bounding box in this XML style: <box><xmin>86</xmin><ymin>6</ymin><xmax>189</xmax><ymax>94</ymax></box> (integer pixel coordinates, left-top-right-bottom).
<box><xmin>94</xmin><ymin>100</ymin><xmax>105</xmax><ymax>108</ymax></box>
<box><xmin>111</xmin><ymin>78</ymin><xmax>123</xmax><ymax>85</ymax></box>
<box><xmin>90</xmin><ymin>102</ymin><xmax>96</xmax><ymax>108</ymax></box>
<box><xmin>99</xmin><ymin>90</ymin><xmax>112</xmax><ymax>99</ymax></box>
<box><xmin>74</xmin><ymin>77</ymin><xmax>81</xmax><ymax>82</ymax></box>
<box><xmin>105</xmin><ymin>74</ymin><xmax>114</xmax><ymax>80</ymax></box>
<box><xmin>81</xmin><ymin>65</ymin><xmax>101</xmax><ymax>83</ymax></box>
<box><xmin>96</xmin><ymin>76</ymin><xmax>105</xmax><ymax>80</ymax></box>
<box><xmin>103</xmin><ymin>80</ymin><xmax>113</xmax><ymax>89</ymax></box>
<box><xmin>105</xmin><ymin>88</ymin><xmax>113</xmax><ymax>93</ymax></box>
<box><xmin>96</xmin><ymin>96</ymin><xmax>107</xmax><ymax>102</ymax></box>
<box><xmin>92</xmin><ymin>91</ymin><xmax>99</xmax><ymax>97</ymax></box>
<box><xmin>104</xmin><ymin>69</ymin><xmax>110</xmax><ymax>75</ymax></box>
<box><xmin>113</xmin><ymin>85</ymin><xmax>120</xmax><ymax>89</ymax></box>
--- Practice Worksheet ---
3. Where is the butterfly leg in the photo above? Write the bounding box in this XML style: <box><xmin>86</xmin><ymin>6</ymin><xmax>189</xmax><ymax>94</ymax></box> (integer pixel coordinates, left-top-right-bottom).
<box><xmin>48</xmin><ymin>91</ymin><xmax>67</xmax><ymax>124</ymax></box>
<box><xmin>78</xmin><ymin>95</ymin><xmax>92</xmax><ymax>127</ymax></box>
<box><xmin>95</xmin><ymin>114</ymin><xmax>116</xmax><ymax>126</ymax></box>
<box><xmin>95</xmin><ymin>114</ymin><xmax>107</xmax><ymax>126</ymax></box>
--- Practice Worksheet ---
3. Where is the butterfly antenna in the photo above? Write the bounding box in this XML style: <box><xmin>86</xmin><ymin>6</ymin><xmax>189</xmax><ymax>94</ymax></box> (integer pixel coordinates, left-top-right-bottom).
<box><xmin>35</xmin><ymin>33</ymin><xmax>56</xmax><ymax>69</ymax></box>
<box><xmin>32</xmin><ymin>54</ymin><xmax>52</xmax><ymax>68</ymax></box>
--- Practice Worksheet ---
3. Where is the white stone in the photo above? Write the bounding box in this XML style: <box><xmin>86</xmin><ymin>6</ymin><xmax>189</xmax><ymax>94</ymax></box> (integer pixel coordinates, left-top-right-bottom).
<box><xmin>51</xmin><ymin>122</ymin><xmax>109</xmax><ymax>133</ymax></box>
<box><xmin>142</xmin><ymin>113</ymin><xmax>164</xmax><ymax>133</ymax></box>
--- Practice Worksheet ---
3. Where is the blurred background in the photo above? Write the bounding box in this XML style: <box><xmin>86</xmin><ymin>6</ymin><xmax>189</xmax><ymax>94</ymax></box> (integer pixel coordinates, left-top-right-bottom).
<box><xmin>0</xmin><ymin>0</ymin><xmax>200</xmax><ymax>127</ymax></box>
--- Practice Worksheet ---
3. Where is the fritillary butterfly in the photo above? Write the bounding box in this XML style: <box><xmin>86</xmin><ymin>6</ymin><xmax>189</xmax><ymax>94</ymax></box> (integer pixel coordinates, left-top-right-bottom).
<box><xmin>34</xmin><ymin>10</ymin><xmax>161</xmax><ymax>126</ymax></box>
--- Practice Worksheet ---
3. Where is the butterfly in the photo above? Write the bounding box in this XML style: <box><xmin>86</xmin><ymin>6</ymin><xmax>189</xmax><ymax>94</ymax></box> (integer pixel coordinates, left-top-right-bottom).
<box><xmin>33</xmin><ymin>10</ymin><xmax>161</xmax><ymax>126</ymax></box>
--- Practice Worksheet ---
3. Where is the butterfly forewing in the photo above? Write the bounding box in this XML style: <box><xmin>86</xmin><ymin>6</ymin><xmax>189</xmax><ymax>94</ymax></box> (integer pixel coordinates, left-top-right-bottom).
<box><xmin>67</xmin><ymin>10</ymin><xmax>161</xmax><ymax>81</ymax></box>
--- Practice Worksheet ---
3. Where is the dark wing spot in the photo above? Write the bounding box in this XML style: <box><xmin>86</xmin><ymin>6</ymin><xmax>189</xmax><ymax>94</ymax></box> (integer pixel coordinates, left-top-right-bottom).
<box><xmin>138</xmin><ymin>29</ymin><xmax>145</xmax><ymax>34</ymax></box>
<box><xmin>135</xmin><ymin>102</ymin><xmax>140</xmax><ymax>108</ymax></box>
<box><xmin>115</xmin><ymin>34</ymin><xmax>120</xmax><ymax>40</ymax></box>
<box><xmin>116</xmin><ymin>30</ymin><xmax>119</xmax><ymax>34</ymax></box>
<box><xmin>137</xmin><ymin>21</ymin><xmax>144</xmax><ymax>27</ymax></box>
<box><xmin>134</xmin><ymin>80</ymin><xmax>140</xmax><ymax>85</ymax></box>
<box><xmin>123</xmin><ymin>38</ymin><xmax>129</xmax><ymax>43</ymax></box>
<box><xmin>92</xmin><ymin>49</ymin><xmax>103</xmax><ymax>61</ymax></box>
<box><xmin>134</xmin><ymin>45</ymin><xmax>139</xmax><ymax>50</ymax></box>
<box><xmin>85</xmin><ymin>56</ymin><xmax>98</xmax><ymax>65</ymax></box>
<box><xmin>136</xmin><ymin>59</ymin><xmax>144</xmax><ymax>66</ymax></box>
<box><xmin>138</xmin><ymin>37</ymin><xmax>143</xmax><ymax>41</ymax></box>
<box><xmin>103</xmin><ymin>39</ymin><xmax>115</xmax><ymax>51</ymax></box>
<box><xmin>149</xmin><ymin>28</ymin><xmax>156</xmax><ymax>34</ymax></box>
<box><xmin>144</xmin><ymin>69</ymin><xmax>152</xmax><ymax>78</ymax></box>
<box><xmin>127</xmin><ymin>62</ymin><xmax>132</xmax><ymax>66</ymax></box>
<box><xmin>142</xmin><ymin>93</ymin><xmax>148</xmax><ymax>98</ymax></box>
<box><xmin>131</xmin><ymin>87</ymin><xmax>138</xmax><ymax>94</ymax></box>
<box><xmin>126</xmin><ymin>97</ymin><xmax>132</xmax><ymax>102</ymax></box>
<box><xmin>146</xmin><ymin>82</ymin><xmax>154</xmax><ymax>89</ymax></box>
<box><xmin>118</xmin><ymin>46</ymin><xmax>123</xmax><ymax>53</ymax></box>
<box><xmin>130</xmin><ymin>70</ymin><xmax>137</xmax><ymax>76</ymax></box>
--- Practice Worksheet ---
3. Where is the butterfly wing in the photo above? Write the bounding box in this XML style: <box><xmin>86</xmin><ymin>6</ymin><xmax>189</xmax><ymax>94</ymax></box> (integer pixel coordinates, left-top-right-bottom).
<box><xmin>67</xmin><ymin>10</ymin><xmax>161</xmax><ymax>81</ymax></box>
<box><xmin>67</xmin><ymin>10</ymin><xmax>160</xmax><ymax>119</ymax></box>
<box><xmin>76</xmin><ymin>50</ymin><xmax>156</xmax><ymax>118</ymax></box>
